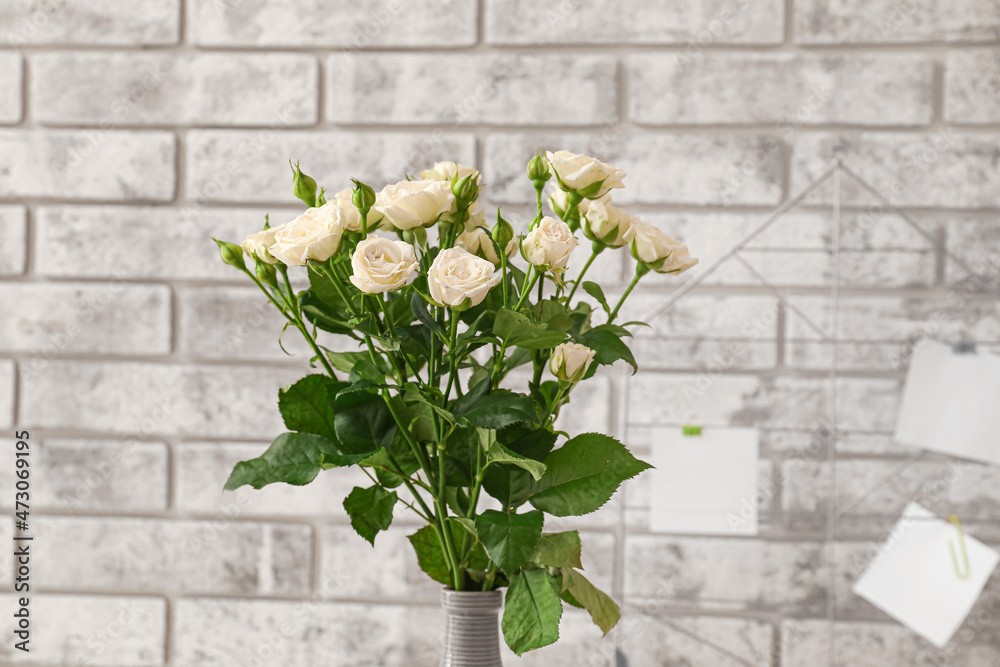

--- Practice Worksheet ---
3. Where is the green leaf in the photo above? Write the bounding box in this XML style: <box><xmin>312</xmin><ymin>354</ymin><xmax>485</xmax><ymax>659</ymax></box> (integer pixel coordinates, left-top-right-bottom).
<box><xmin>475</xmin><ymin>509</ymin><xmax>544</xmax><ymax>574</ymax></box>
<box><xmin>502</xmin><ymin>568</ymin><xmax>563</xmax><ymax>655</ymax></box>
<box><xmin>325</xmin><ymin>351</ymin><xmax>370</xmax><ymax>373</ymax></box>
<box><xmin>581</xmin><ymin>281</ymin><xmax>610</xmax><ymax>315</ymax></box>
<box><xmin>482</xmin><ymin>428</ymin><xmax>559</xmax><ymax>508</ymax></box>
<box><xmin>410</xmin><ymin>291</ymin><xmax>446</xmax><ymax>340</ymax></box>
<box><xmin>452</xmin><ymin>517</ymin><xmax>478</xmax><ymax>538</ymax></box>
<box><xmin>452</xmin><ymin>380</ymin><xmax>537</xmax><ymax>430</ymax></box>
<box><xmin>223</xmin><ymin>432</ymin><xmax>371</xmax><ymax>491</ymax></box>
<box><xmin>494</xmin><ymin>308</ymin><xmax>567</xmax><ymax>349</ymax></box>
<box><xmin>560</xmin><ymin>568</ymin><xmax>620</xmax><ymax>636</ymax></box>
<box><xmin>532</xmin><ymin>531</ymin><xmax>582</xmax><ymax>569</ymax></box>
<box><xmin>342</xmin><ymin>485</ymin><xmax>397</xmax><ymax>545</ymax></box>
<box><xmin>408</xmin><ymin>520</ymin><xmax>489</xmax><ymax>586</ymax></box>
<box><xmin>580</xmin><ymin>325</ymin><xmax>637</xmax><ymax>372</ymax></box>
<box><xmin>487</xmin><ymin>442</ymin><xmax>546</xmax><ymax>481</ymax></box>
<box><xmin>535</xmin><ymin>299</ymin><xmax>574</xmax><ymax>332</ymax></box>
<box><xmin>333</xmin><ymin>391</ymin><xmax>397</xmax><ymax>453</ymax></box>
<box><xmin>349</xmin><ymin>358</ymin><xmax>385</xmax><ymax>385</ymax></box>
<box><xmin>278</xmin><ymin>375</ymin><xmax>342</xmax><ymax>440</ymax></box>
<box><xmin>529</xmin><ymin>433</ymin><xmax>652</xmax><ymax>516</ymax></box>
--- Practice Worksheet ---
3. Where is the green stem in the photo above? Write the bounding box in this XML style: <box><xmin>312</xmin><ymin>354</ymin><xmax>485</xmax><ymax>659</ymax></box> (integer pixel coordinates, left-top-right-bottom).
<box><xmin>276</xmin><ymin>264</ymin><xmax>338</xmax><ymax>378</ymax></box>
<box><xmin>436</xmin><ymin>443</ymin><xmax>463</xmax><ymax>590</ymax></box>
<box><xmin>319</xmin><ymin>262</ymin><xmax>360</xmax><ymax>318</ymax></box>
<box><xmin>609</xmin><ymin>269</ymin><xmax>645</xmax><ymax>322</ymax></box>
<box><xmin>482</xmin><ymin>563</ymin><xmax>499</xmax><ymax>592</ymax></box>
<box><xmin>515</xmin><ymin>268</ymin><xmax>540</xmax><ymax>311</ymax></box>
<box><xmin>442</xmin><ymin>312</ymin><xmax>460</xmax><ymax>402</ymax></box>
<box><xmin>566</xmin><ymin>248</ymin><xmax>601</xmax><ymax>303</ymax></box>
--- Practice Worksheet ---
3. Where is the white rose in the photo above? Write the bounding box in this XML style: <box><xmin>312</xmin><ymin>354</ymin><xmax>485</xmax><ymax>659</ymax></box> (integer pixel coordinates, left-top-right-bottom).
<box><xmin>349</xmin><ymin>236</ymin><xmax>419</xmax><ymax>294</ymax></box>
<box><xmin>657</xmin><ymin>244</ymin><xmax>699</xmax><ymax>274</ymax></box>
<box><xmin>428</xmin><ymin>247</ymin><xmax>501</xmax><ymax>308</ymax></box>
<box><xmin>549</xmin><ymin>342</ymin><xmax>596</xmax><ymax>383</ymax></box>
<box><xmin>373</xmin><ymin>179</ymin><xmax>456</xmax><ymax>230</ymax></box>
<box><xmin>332</xmin><ymin>187</ymin><xmax>384</xmax><ymax>232</ymax></box>
<box><xmin>456</xmin><ymin>226</ymin><xmax>518</xmax><ymax>265</ymax></box>
<box><xmin>545</xmin><ymin>150</ymin><xmax>626</xmax><ymax>198</ymax></box>
<box><xmin>268</xmin><ymin>205</ymin><xmax>346</xmax><ymax>266</ymax></box>
<box><xmin>629</xmin><ymin>220</ymin><xmax>699</xmax><ymax>274</ymax></box>
<box><xmin>419</xmin><ymin>161</ymin><xmax>480</xmax><ymax>184</ymax></box>
<box><xmin>547</xmin><ymin>189</ymin><xmax>591</xmax><ymax>219</ymax></box>
<box><xmin>241</xmin><ymin>224</ymin><xmax>285</xmax><ymax>264</ymax></box>
<box><xmin>521</xmin><ymin>216</ymin><xmax>578</xmax><ymax>271</ymax></box>
<box><xmin>584</xmin><ymin>197</ymin><xmax>635</xmax><ymax>248</ymax></box>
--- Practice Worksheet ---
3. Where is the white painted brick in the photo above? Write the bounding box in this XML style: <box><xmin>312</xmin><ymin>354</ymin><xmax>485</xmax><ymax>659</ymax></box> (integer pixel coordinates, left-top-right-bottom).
<box><xmin>780</xmin><ymin>619</ymin><xmax>1000</xmax><ymax>667</ymax></box>
<box><xmin>632</xmin><ymin>338</ymin><xmax>779</xmax><ymax>371</ymax></box>
<box><xmin>648</xmin><ymin>210</ymin><xmax>933</xmax><ymax>255</ymax></box>
<box><xmin>564</xmin><ymin>233</ymin><xmax>625</xmax><ymax>286</ymax></box>
<box><xmin>177</xmin><ymin>286</ymin><xmax>316</xmax><ymax>361</ymax></box>
<box><xmin>0</xmin><ymin>439</ymin><xmax>168</xmax><ymax>512</ymax></box>
<box><xmin>628</xmin><ymin>374</ymin><xmax>900</xmax><ymax>431</ymax></box>
<box><xmin>484</xmin><ymin>133</ymin><xmax>784</xmax><ymax>206</ymax></box>
<box><xmin>786</xmin><ymin>295</ymin><xmax>1000</xmax><ymax>370</ymax></box>
<box><xmin>485</xmin><ymin>0</ymin><xmax>784</xmax><ymax>45</ymax></box>
<box><xmin>0</xmin><ymin>129</ymin><xmax>175</xmax><ymax>201</ymax></box>
<box><xmin>0</xmin><ymin>362</ymin><xmax>12</xmax><ymax>430</ymax></box>
<box><xmin>20</xmin><ymin>361</ymin><xmax>301</xmax><ymax>438</ymax></box>
<box><xmin>795</xmin><ymin>0</ymin><xmax>1000</xmax><ymax>44</ymax></box>
<box><xmin>620</xmin><ymin>614</ymin><xmax>774</xmax><ymax>667</ymax></box>
<box><xmin>33</xmin><ymin>52</ymin><xmax>318</xmax><ymax>127</ymax></box>
<box><xmin>0</xmin><ymin>52</ymin><xmax>21</xmax><ymax>124</ymax></box>
<box><xmin>0</xmin><ymin>283</ymin><xmax>170</xmax><ymax>355</ymax></box>
<box><xmin>0</xmin><ymin>205</ymin><xmax>26</xmax><ymax>275</ymax></box>
<box><xmin>35</xmin><ymin>205</ymin><xmax>298</xmax><ymax>280</ymax></box>
<box><xmin>945</xmin><ymin>49</ymin><xmax>1000</xmax><ymax>124</ymax></box>
<box><xmin>629</xmin><ymin>293</ymin><xmax>780</xmax><ymax>338</ymax></box>
<box><xmin>175</xmin><ymin>442</ymin><xmax>372</xmax><ymax>517</ymax></box>
<box><xmin>625</xmin><ymin>535</ymin><xmax>826</xmax><ymax>610</ymax></box>
<box><xmin>173</xmin><ymin>599</ymin><xmax>442</xmax><ymax>666</ymax></box>
<box><xmin>320</xmin><ymin>525</ymin><xmax>445</xmax><ymax>602</ymax></box>
<box><xmin>946</xmin><ymin>217</ymin><xmax>1000</xmax><ymax>291</ymax></box>
<box><xmin>630</xmin><ymin>53</ymin><xmax>933</xmax><ymax>126</ymax></box>
<box><xmin>186</xmin><ymin>130</ymin><xmax>475</xmax><ymax>204</ymax></box>
<box><xmin>190</xmin><ymin>0</ymin><xmax>476</xmax><ymax>47</ymax></box>
<box><xmin>34</xmin><ymin>517</ymin><xmax>311</xmax><ymax>596</ymax></box>
<box><xmin>616</xmin><ymin>212</ymin><xmax>930</xmax><ymax>290</ymax></box>
<box><xmin>791</xmin><ymin>132</ymin><xmax>1000</xmax><ymax>208</ymax></box>
<box><xmin>652</xmin><ymin>248</ymin><xmax>935</xmax><ymax>289</ymax></box>
<box><xmin>834</xmin><ymin>377</ymin><xmax>903</xmax><ymax>431</ymax></box>
<box><xmin>0</xmin><ymin>594</ymin><xmax>166</xmax><ymax>666</ymax></box>
<box><xmin>0</xmin><ymin>0</ymin><xmax>179</xmax><ymax>46</ymax></box>
<box><xmin>783</xmin><ymin>458</ymin><xmax>999</xmax><ymax>536</ymax></box>
<box><xmin>555</xmin><ymin>373</ymin><xmax>612</xmax><ymax>437</ymax></box>
<box><xmin>629</xmin><ymin>374</ymin><xmax>823</xmax><ymax>429</ymax></box>
<box><xmin>504</xmin><ymin>608</ymin><xmax>614</xmax><ymax>667</ymax></box>
<box><xmin>329</xmin><ymin>54</ymin><xmax>617</xmax><ymax>126</ymax></box>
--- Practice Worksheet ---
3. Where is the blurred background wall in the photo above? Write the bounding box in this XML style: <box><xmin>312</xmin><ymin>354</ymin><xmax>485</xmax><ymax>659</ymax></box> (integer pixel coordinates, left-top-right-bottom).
<box><xmin>1</xmin><ymin>0</ymin><xmax>1000</xmax><ymax>665</ymax></box>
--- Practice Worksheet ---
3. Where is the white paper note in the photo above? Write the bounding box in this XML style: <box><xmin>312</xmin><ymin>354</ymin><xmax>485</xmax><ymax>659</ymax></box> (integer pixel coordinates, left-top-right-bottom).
<box><xmin>895</xmin><ymin>341</ymin><xmax>1000</xmax><ymax>465</ymax></box>
<box><xmin>852</xmin><ymin>502</ymin><xmax>1000</xmax><ymax>648</ymax></box>
<box><xmin>649</xmin><ymin>427</ymin><xmax>759</xmax><ymax>536</ymax></box>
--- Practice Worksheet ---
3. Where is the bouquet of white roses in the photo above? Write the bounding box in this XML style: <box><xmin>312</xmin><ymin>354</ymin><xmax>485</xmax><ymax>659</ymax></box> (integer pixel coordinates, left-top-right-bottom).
<box><xmin>213</xmin><ymin>150</ymin><xmax>696</xmax><ymax>655</ymax></box>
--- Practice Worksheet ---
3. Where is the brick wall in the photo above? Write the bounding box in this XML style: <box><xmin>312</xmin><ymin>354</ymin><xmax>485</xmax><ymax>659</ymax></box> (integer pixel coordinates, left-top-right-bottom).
<box><xmin>1</xmin><ymin>1</ymin><xmax>999</xmax><ymax>665</ymax></box>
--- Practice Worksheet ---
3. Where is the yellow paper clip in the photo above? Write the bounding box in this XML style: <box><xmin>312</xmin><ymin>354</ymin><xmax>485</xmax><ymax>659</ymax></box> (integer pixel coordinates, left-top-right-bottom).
<box><xmin>947</xmin><ymin>514</ymin><xmax>970</xmax><ymax>580</ymax></box>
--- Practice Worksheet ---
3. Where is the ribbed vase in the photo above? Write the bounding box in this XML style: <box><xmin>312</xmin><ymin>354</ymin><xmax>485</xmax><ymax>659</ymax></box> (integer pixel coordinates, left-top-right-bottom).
<box><xmin>439</xmin><ymin>588</ymin><xmax>504</xmax><ymax>667</ymax></box>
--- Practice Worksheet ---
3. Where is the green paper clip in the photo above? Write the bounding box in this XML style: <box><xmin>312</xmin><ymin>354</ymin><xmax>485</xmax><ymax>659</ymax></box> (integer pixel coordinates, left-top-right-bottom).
<box><xmin>682</xmin><ymin>425</ymin><xmax>702</xmax><ymax>436</ymax></box>
<box><xmin>947</xmin><ymin>514</ymin><xmax>970</xmax><ymax>580</ymax></box>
